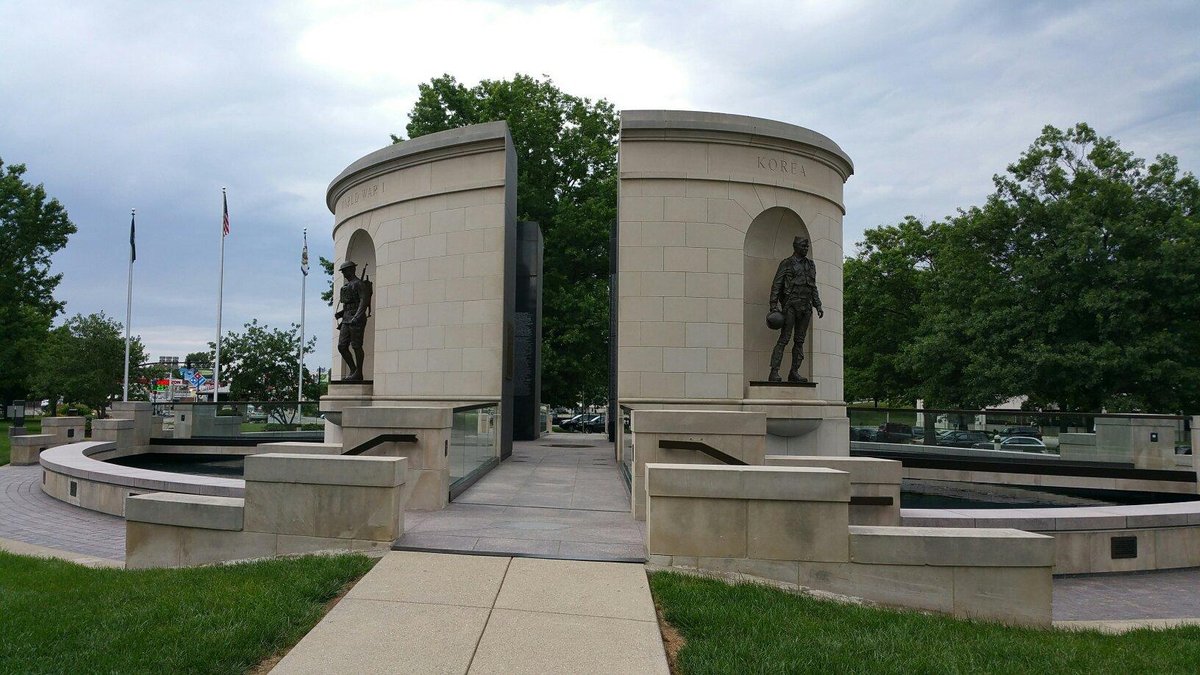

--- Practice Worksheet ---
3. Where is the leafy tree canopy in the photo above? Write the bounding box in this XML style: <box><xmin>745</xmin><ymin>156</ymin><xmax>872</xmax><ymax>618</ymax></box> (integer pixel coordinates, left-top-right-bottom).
<box><xmin>396</xmin><ymin>74</ymin><xmax>617</xmax><ymax>407</ymax></box>
<box><xmin>31</xmin><ymin>312</ymin><xmax>146</xmax><ymax>415</ymax></box>
<box><xmin>845</xmin><ymin>123</ymin><xmax>1200</xmax><ymax>413</ymax></box>
<box><xmin>0</xmin><ymin>158</ymin><xmax>76</xmax><ymax>402</ymax></box>
<box><xmin>203</xmin><ymin>320</ymin><xmax>319</xmax><ymax>407</ymax></box>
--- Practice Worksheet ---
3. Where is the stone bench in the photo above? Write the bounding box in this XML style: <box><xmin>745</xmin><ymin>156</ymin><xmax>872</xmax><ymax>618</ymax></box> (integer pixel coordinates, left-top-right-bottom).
<box><xmin>126</xmin><ymin>453</ymin><xmax>408</xmax><ymax>568</ymax></box>
<box><xmin>10</xmin><ymin>434</ymin><xmax>55</xmax><ymax>465</ymax></box>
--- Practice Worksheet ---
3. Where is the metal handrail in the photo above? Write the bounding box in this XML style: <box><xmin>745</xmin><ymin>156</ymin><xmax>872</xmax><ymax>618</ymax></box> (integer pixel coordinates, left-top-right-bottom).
<box><xmin>658</xmin><ymin>439</ymin><xmax>747</xmax><ymax>466</ymax></box>
<box><xmin>342</xmin><ymin>433</ymin><xmax>418</xmax><ymax>456</ymax></box>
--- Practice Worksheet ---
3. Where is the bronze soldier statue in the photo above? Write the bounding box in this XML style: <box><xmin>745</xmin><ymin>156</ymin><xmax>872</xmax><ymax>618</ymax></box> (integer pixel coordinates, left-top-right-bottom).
<box><xmin>335</xmin><ymin>260</ymin><xmax>372</xmax><ymax>381</ymax></box>
<box><xmin>768</xmin><ymin>236</ymin><xmax>824</xmax><ymax>382</ymax></box>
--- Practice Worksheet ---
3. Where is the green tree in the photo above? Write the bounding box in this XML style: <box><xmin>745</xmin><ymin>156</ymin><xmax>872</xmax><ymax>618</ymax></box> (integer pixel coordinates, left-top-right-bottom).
<box><xmin>0</xmin><ymin>158</ymin><xmax>76</xmax><ymax>403</ymax></box>
<box><xmin>398</xmin><ymin>74</ymin><xmax>618</xmax><ymax>407</ymax></box>
<box><xmin>843</xmin><ymin>216</ymin><xmax>933</xmax><ymax>404</ymax></box>
<box><xmin>318</xmin><ymin>256</ymin><xmax>335</xmax><ymax>306</ymax></box>
<box><xmin>206</xmin><ymin>320</ymin><xmax>318</xmax><ymax>419</ymax></box>
<box><xmin>845</xmin><ymin>123</ymin><xmax>1200</xmax><ymax>412</ymax></box>
<box><xmin>184</xmin><ymin>351</ymin><xmax>212</xmax><ymax>370</ymax></box>
<box><xmin>31</xmin><ymin>312</ymin><xmax>146</xmax><ymax>415</ymax></box>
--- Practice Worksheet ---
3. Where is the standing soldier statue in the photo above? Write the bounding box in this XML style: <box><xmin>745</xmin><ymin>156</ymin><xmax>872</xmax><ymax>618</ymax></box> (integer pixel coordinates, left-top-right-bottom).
<box><xmin>768</xmin><ymin>236</ymin><xmax>824</xmax><ymax>382</ymax></box>
<box><xmin>335</xmin><ymin>260</ymin><xmax>372</xmax><ymax>381</ymax></box>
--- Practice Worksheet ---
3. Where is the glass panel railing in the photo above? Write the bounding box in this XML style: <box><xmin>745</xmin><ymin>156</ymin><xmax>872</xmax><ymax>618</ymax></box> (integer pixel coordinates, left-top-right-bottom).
<box><xmin>848</xmin><ymin>406</ymin><xmax>1194</xmax><ymax>469</ymax></box>
<box><xmin>449</xmin><ymin>403</ymin><xmax>498</xmax><ymax>490</ymax></box>
<box><xmin>152</xmin><ymin>401</ymin><xmax>325</xmax><ymax>440</ymax></box>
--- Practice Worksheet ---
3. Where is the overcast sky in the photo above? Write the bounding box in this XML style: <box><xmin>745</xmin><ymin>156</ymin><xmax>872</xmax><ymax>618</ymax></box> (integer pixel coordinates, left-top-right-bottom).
<box><xmin>1</xmin><ymin>0</ymin><xmax>1196</xmax><ymax>369</ymax></box>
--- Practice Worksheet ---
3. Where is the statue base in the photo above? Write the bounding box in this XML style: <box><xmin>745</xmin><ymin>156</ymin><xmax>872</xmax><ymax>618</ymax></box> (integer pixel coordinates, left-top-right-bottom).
<box><xmin>745</xmin><ymin>381</ymin><xmax>819</xmax><ymax>402</ymax></box>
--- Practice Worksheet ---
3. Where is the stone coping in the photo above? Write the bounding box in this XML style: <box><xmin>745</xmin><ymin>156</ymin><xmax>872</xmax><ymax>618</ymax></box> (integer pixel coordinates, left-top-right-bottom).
<box><xmin>902</xmin><ymin>500</ymin><xmax>1200</xmax><ymax>532</ymax></box>
<box><xmin>849</xmin><ymin>525</ymin><xmax>1055</xmax><ymax>567</ymax></box>
<box><xmin>646</xmin><ymin>463</ymin><xmax>848</xmax><ymax>502</ymax></box>
<box><xmin>40</xmin><ymin>416</ymin><xmax>85</xmax><ymax>427</ymax></box>
<box><xmin>327</xmin><ymin>120</ymin><xmax>512</xmax><ymax>212</ymax></box>
<box><xmin>343</xmin><ymin>406</ymin><xmax>454</xmax><ymax>430</ymax></box>
<box><xmin>125</xmin><ymin>493</ymin><xmax>244</xmax><ymax>531</ymax></box>
<box><xmin>244</xmin><ymin>453</ymin><xmax>407</xmax><ymax>487</ymax></box>
<box><xmin>765</xmin><ymin>455</ymin><xmax>902</xmax><ymax>484</ymax></box>
<box><xmin>620</xmin><ymin>109</ymin><xmax>854</xmax><ymax>178</ymax></box>
<box><xmin>631</xmin><ymin>409</ymin><xmax>765</xmax><ymax>435</ymax></box>
<box><xmin>11</xmin><ymin>434</ymin><xmax>54</xmax><ymax>446</ymax></box>
<box><xmin>39</xmin><ymin>442</ymin><xmax>244</xmax><ymax>498</ymax></box>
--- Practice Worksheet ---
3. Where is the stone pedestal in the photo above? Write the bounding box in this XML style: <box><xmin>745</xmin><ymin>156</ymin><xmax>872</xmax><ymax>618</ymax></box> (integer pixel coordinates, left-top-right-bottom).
<box><xmin>110</xmin><ymin>401</ymin><xmax>153</xmax><ymax>447</ymax></box>
<box><xmin>40</xmin><ymin>416</ymin><xmax>85</xmax><ymax>446</ymax></box>
<box><xmin>92</xmin><ymin>418</ymin><xmax>136</xmax><ymax>449</ymax></box>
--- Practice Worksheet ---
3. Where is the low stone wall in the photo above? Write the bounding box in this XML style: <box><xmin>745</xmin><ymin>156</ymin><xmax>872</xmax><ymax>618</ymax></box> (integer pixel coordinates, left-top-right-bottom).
<box><xmin>630</xmin><ymin>410</ymin><xmax>766</xmax><ymax>520</ymax></box>
<box><xmin>10</xmin><ymin>434</ymin><xmax>54</xmax><ymax>466</ymax></box>
<box><xmin>645</xmin><ymin>463</ymin><xmax>1054</xmax><ymax>625</ymax></box>
<box><xmin>765</xmin><ymin>455</ymin><xmax>901</xmax><ymax>526</ymax></box>
<box><xmin>125</xmin><ymin>453</ymin><xmax>407</xmax><ymax>568</ymax></box>
<box><xmin>40</xmin><ymin>442</ymin><xmax>242</xmax><ymax>516</ymax></box>
<box><xmin>904</xmin><ymin>501</ymin><xmax>1200</xmax><ymax>574</ymax></box>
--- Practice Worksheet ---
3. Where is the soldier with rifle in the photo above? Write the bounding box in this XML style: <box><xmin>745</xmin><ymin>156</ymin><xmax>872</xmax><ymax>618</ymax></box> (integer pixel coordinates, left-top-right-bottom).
<box><xmin>335</xmin><ymin>260</ymin><xmax>372</xmax><ymax>381</ymax></box>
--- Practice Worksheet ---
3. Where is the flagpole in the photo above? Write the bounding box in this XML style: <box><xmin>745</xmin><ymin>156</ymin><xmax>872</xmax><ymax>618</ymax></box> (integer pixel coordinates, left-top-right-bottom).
<box><xmin>214</xmin><ymin>188</ymin><xmax>227</xmax><ymax>403</ymax></box>
<box><xmin>297</xmin><ymin>228</ymin><xmax>307</xmax><ymax>425</ymax></box>
<box><xmin>123</xmin><ymin>208</ymin><xmax>135</xmax><ymax>402</ymax></box>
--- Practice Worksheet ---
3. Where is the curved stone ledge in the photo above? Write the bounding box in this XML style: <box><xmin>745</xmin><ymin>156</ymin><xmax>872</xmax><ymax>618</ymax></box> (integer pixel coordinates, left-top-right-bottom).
<box><xmin>40</xmin><ymin>442</ymin><xmax>243</xmax><ymax>516</ymax></box>
<box><xmin>903</xmin><ymin>502</ymin><xmax>1200</xmax><ymax>575</ymax></box>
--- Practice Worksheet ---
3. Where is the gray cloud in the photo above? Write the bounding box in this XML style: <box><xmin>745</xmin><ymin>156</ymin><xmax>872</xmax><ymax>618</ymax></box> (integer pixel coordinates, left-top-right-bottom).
<box><xmin>1</xmin><ymin>0</ymin><xmax>1196</xmax><ymax>371</ymax></box>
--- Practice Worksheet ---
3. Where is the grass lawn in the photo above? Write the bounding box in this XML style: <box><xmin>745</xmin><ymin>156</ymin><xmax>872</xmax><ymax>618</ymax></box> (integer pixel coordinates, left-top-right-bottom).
<box><xmin>0</xmin><ymin>551</ymin><xmax>376</xmax><ymax>673</ymax></box>
<box><xmin>650</xmin><ymin>571</ymin><xmax>1200</xmax><ymax>674</ymax></box>
<box><xmin>0</xmin><ymin>419</ymin><xmax>42</xmax><ymax>466</ymax></box>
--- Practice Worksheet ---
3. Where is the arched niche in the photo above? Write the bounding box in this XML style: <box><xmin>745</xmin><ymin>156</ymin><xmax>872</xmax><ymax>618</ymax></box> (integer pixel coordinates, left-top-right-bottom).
<box><xmin>338</xmin><ymin>228</ymin><xmax>377</xmax><ymax>381</ymax></box>
<box><xmin>743</xmin><ymin>207</ymin><xmax>812</xmax><ymax>383</ymax></box>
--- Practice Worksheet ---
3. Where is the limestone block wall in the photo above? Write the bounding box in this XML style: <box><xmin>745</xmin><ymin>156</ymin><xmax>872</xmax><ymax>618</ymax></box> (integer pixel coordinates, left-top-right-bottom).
<box><xmin>326</xmin><ymin>122</ymin><xmax>517</xmax><ymax>406</ymax></box>
<box><xmin>765</xmin><ymin>455</ymin><xmax>901</xmax><ymax>526</ymax></box>
<box><xmin>629</xmin><ymin>409</ymin><xmax>766</xmax><ymax>519</ymax></box>
<box><xmin>340</xmin><ymin>406</ymin><xmax>454</xmax><ymax>512</ymax></box>
<box><xmin>645</xmin><ymin>462</ymin><xmax>1055</xmax><ymax>626</ymax></box>
<box><xmin>617</xmin><ymin>111</ymin><xmax>853</xmax><ymax>403</ymax></box>
<box><xmin>125</xmin><ymin>453</ymin><xmax>407</xmax><ymax>569</ymax></box>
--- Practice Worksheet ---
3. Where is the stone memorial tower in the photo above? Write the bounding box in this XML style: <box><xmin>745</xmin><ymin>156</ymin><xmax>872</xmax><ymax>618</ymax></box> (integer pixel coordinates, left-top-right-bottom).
<box><xmin>322</xmin><ymin>122</ymin><xmax>519</xmax><ymax>468</ymax></box>
<box><xmin>616</xmin><ymin>110</ymin><xmax>854</xmax><ymax>467</ymax></box>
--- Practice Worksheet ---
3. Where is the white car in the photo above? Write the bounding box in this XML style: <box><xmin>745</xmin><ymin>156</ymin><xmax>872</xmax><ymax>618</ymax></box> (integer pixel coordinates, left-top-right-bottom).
<box><xmin>999</xmin><ymin>436</ymin><xmax>1048</xmax><ymax>453</ymax></box>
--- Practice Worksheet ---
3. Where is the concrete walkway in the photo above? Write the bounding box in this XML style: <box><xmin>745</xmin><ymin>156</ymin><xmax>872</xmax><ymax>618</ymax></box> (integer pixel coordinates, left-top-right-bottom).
<box><xmin>271</xmin><ymin>550</ymin><xmax>669</xmax><ymax>674</ymax></box>
<box><xmin>397</xmin><ymin>435</ymin><xmax>645</xmax><ymax>561</ymax></box>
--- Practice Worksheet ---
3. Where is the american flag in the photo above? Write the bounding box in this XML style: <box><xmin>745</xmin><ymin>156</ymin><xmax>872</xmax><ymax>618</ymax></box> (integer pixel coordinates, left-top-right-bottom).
<box><xmin>222</xmin><ymin>190</ymin><xmax>230</xmax><ymax>237</ymax></box>
<box><xmin>301</xmin><ymin>229</ymin><xmax>309</xmax><ymax>276</ymax></box>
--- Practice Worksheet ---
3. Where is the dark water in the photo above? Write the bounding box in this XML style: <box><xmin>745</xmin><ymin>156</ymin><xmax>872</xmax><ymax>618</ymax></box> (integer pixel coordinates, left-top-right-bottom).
<box><xmin>901</xmin><ymin>482</ymin><xmax>1200</xmax><ymax>509</ymax></box>
<box><xmin>108</xmin><ymin>453</ymin><xmax>245</xmax><ymax>478</ymax></box>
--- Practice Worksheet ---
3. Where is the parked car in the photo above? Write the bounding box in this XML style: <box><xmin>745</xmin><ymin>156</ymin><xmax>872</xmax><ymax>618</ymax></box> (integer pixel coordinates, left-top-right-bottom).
<box><xmin>973</xmin><ymin>436</ymin><xmax>1049</xmax><ymax>453</ymax></box>
<box><xmin>559</xmin><ymin>414</ymin><xmax>587</xmax><ymax>432</ymax></box>
<box><xmin>582</xmin><ymin>415</ymin><xmax>606</xmax><ymax>433</ymax></box>
<box><xmin>937</xmin><ymin>430</ymin><xmax>990</xmax><ymax>448</ymax></box>
<box><xmin>850</xmin><ymin>426</ymin><xmax>881</xmax><ymax>442</ymax></box>
<box><xmin>999</xmin><ymin>425</ymin><xmax>1042</xmax><ymax>440</ymax></box>
<box><xmin>1000</xmin><ymin>436</ymin><xmax>1048</xmax><ymax>452</ymax></box>
<box><xmin>877</xmin><ymin>422</ymin><xmax>913</xmax><ymax>444</ymax></box>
